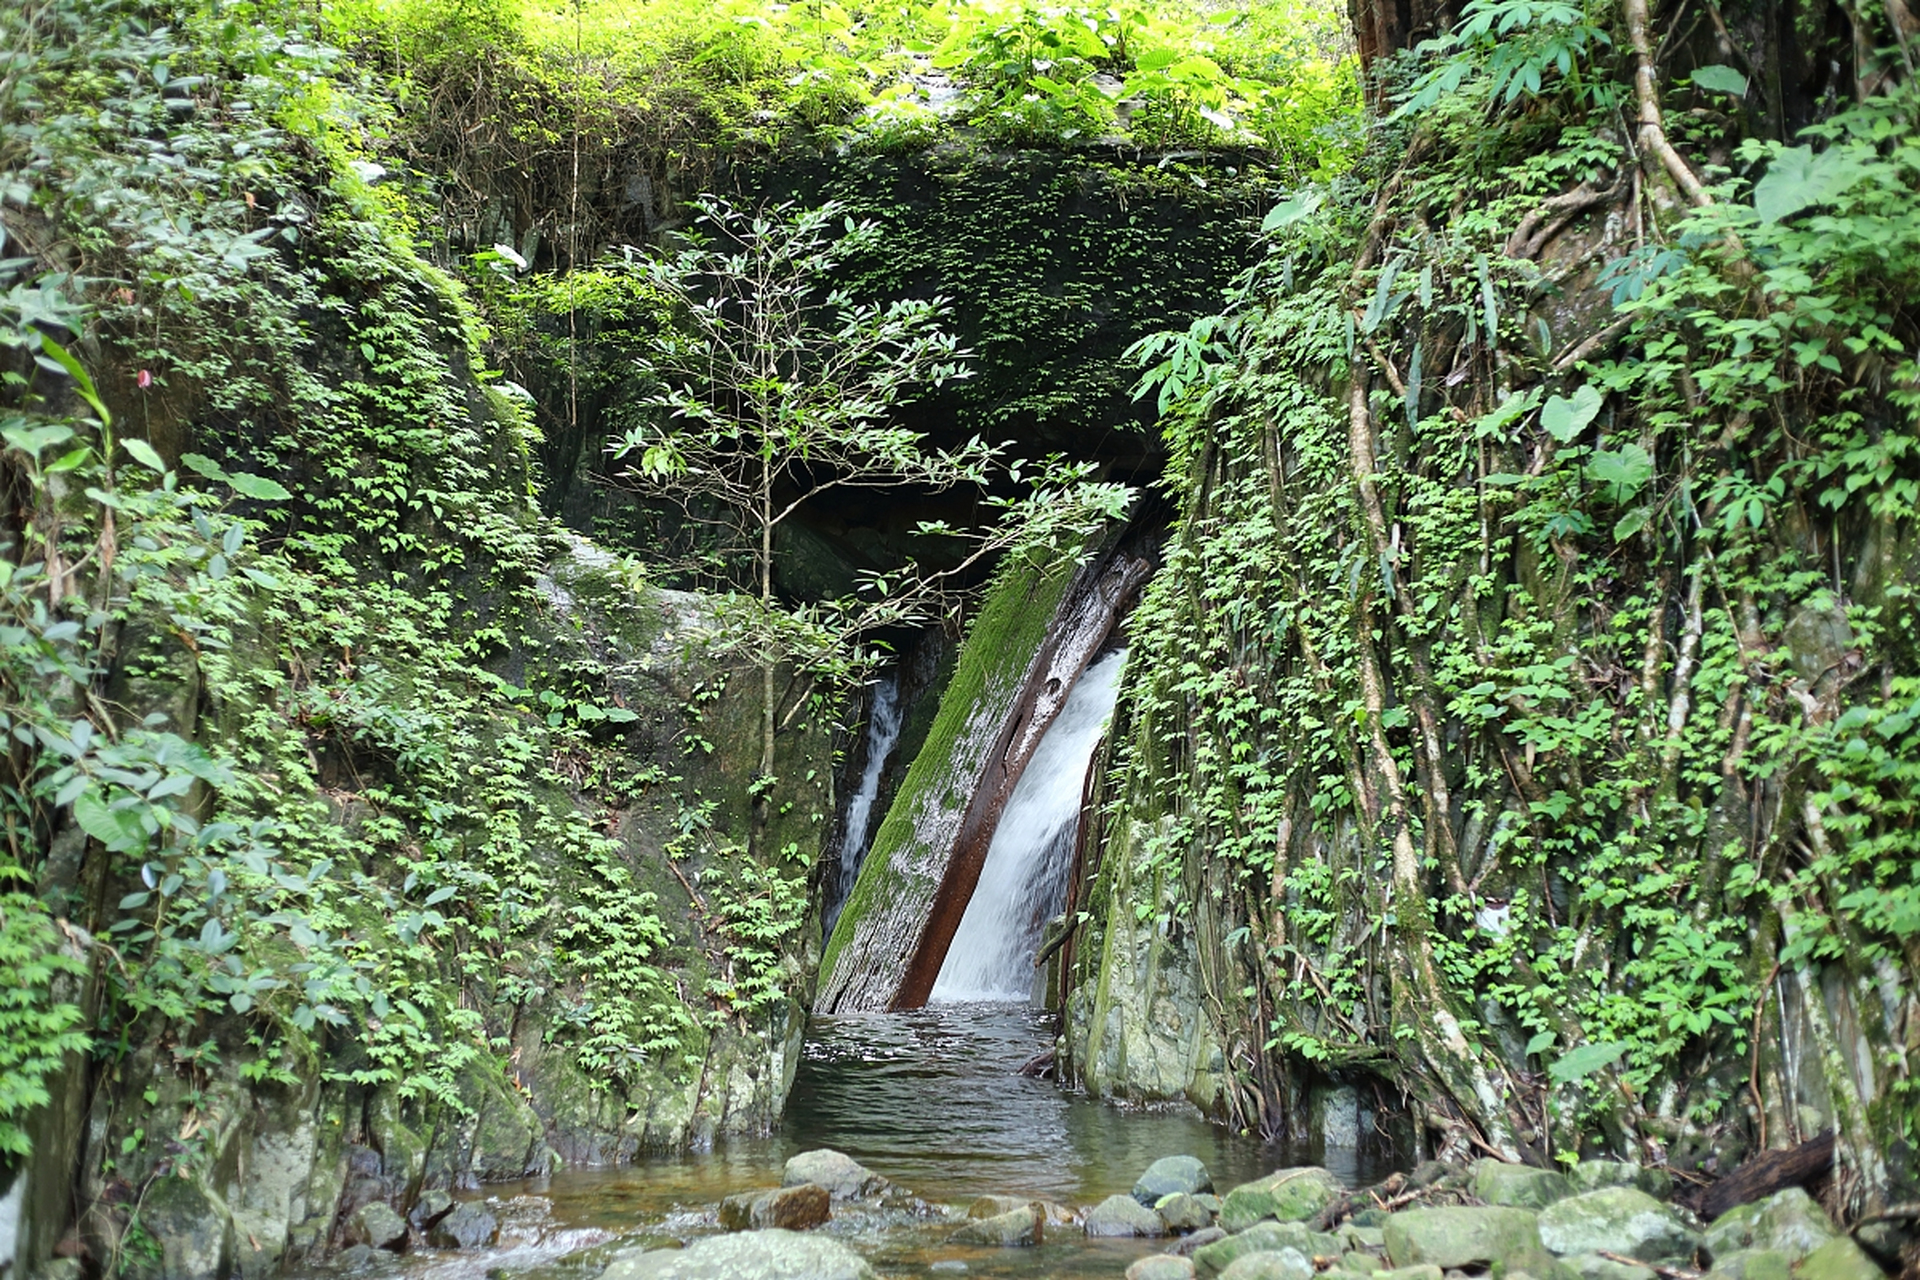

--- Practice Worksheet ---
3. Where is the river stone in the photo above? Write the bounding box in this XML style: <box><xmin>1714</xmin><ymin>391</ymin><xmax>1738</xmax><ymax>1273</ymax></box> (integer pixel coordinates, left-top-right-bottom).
<box><xmin>1219</xmin><ymin>1168</ymin><xmax>1345</xmax><ymax>1232</ymax></box>
<box><xmin>348</xmin><ymin>1202</ymin><xmax>409</xmax><ymax>1251</ymax></box>
<box><xmin>1169</xmin><ymin>1227</ymin><xmax>1230</xmax><ymax>1257</ymax></box>
<box><xmin>1138</xmin><ymin>1157</ymin><xmax>1216</xmax><ymax>1204</ymax></box>
<box><xmin>1343</xmin><ymin>1251</ymin><xmax>1384</xmax><ymax>1272</ymax></box>
<box><xmin>1704</xmin><ymin>1188</ymin><xmax>1835</xmax><ymax>1263</ymax></box>
<box><xmin>1129</xmin><ymin>1257</ymin><xmax>1199</xmax><ymax>1280</ymax></box>
<box><xmin>719</xmin><ymin>1191</ymin><xmax>763</xmax><ymax>1232</ymax></box>
<box><xmin>749</xmin><ymin>1183</ymin><xmax>831</xmax><ymax>1231</ymax></box>
<box><xmin>1704</xmin><ymin>1249</ymin><xmax>1792</xmax><ymax>1280</ymax></box>
<box><xmin>1087</xmin><ymin>1193</ymin><xmax>1166</xmax><ymax>1236</ymax></box>
<box><xmin>1217</xmin><ymin>1248</ymin><xmax>1315</xmax><ymax>1280</ymax></box>
<box><xmin>1194</xmin><ymin>1223</ymin><xmax>1318</xmax><ymax>1277</ymax></box>
<box><xmin>1792</xmin><ymin>1237</ymin><xmax>1886</xmax><ymax>1280</ymax></box>
<box><xmin>947</xmin><ymin>1206</ymin><xmax>1041</xmax><ymax>1246</ymax></box>
<box><xmin>783</xmin><ymin>1149</ymin><xmax>885</xmax><ymax>1201</ymax></box>
<box><xmin>1473</xmin><ymin>1160</ymin><xmax>1574</xmax><ymax>1209</ymax></box>
<box><xmin>1567</xmin><ymin>1252</ymin><xmax>1657</xmax><ymax>1280</ymax></box>
<box><xmin>1538</xmin><ymin>1188</ymin><xmax>1700</xmax><ymax>1262</ymax></box>
<box><xmin>1349</xmin><ymin>1227</ymin><xmax>1388</xmax><ymax>1249</ymax></box>
<box><xmin>427</xmin><ymin>1203</ymin><xmax>498</xmax><ymax>1250</ymax></box>
<box><xmin>1571</xmin><ymin>1162</ymin><xmax>1673</xmax><ymax>1199</ymax></box>
<box><xmin>1385</xmin><ymin>1207</ymin><xmax>1543</xmax><ymax>1269</ymax></box>
<box><xmin>1158</xmin><ymin>1193</ymin><xmax>1217</xmax><ymax>1233</ymax></box>
<box><xmin>966</xmin><ymin>1194</ymin><xmax>1074</xmax><ymax>1225</ymax></box>
<box><xmin>410</xmin><ymin>1190</ymin><xmax>454</xmax><ymax>1229</ymax></box>
<box><xmin>599</xmin><ymin>1230</ymin><xmax>878</xmax><ymax>1280</ymax></box>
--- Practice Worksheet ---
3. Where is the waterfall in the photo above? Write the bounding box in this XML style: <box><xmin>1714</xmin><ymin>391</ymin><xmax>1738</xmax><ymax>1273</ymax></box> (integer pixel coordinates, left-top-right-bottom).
<box><xmin>931</xmin><ymin>649</ymin><xmax>1126</xmax><ymax>1003</ymax></box>
<box><xmin>826</xmin><ymin>670</ymin><xmax>905</xmax><ymax>935</ymax></box>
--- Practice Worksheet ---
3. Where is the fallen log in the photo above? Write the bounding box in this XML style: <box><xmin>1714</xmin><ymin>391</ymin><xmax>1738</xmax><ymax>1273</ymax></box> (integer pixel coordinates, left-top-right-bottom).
<box><xmin>1697</xmin><ymin>1130</ymin><xmax>1835</xmax><ymax>1220</ymax></box>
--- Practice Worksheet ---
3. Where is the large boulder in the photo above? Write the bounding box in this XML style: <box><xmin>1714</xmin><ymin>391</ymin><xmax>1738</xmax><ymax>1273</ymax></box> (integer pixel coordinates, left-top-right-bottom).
<box><xmin>427</xmin><ymin>1202</ymin><xmax>499</xmax><ymax>1250</ymax></box>
<box><xmin>1218</xmin><ymin>1168</ymin><xmax>1345</xmax><ymax>1233</ymax></box>
<box><xmin>1704</xmin><ymin>1189</ymin><xmax>1835</xmax><ymax>1263</ymax></box>
<box><xmin>1195</xmin><ymin>1223</ymin><xmax>1326</xmax><ymax>1277</ymax></box>
<box><xmin>947</xmin><ymin>1205</ymin><xmax>1042</xmax><ymax>1246</ymax></box>
<box><xmin>1473</xmin><ymin>1160</ymin><xmax>1574</xmax><ymax>1209</ymax></box>
<box><xmin>748</xmin><ymin>1184</ymin><xmax>831</xmax><ymax>1231</ymax></box>
<box><xmin>1537</xmin><ymin>1188</ymin><xmax>1700</xmax><ymax>1263</ymax></box>
<box><xmin>346</xmin><ymin>1202</ymin><xmax>409</xmax><ymax>1251</ymax></box>
<box><xmin>1170</xmin><ymin>1227</ymin><xmax>1230</xmax><ymax>1257</ymax></box>
<box><xmin>782</xmin><ymin>1149</ymin><xmax>885</xmax><ymax>1200</ymax></box>
<box><xmin>136</xmin><ymin>1176</ymin><xmax>234</xmax><ymax>1280</ymax></box>
<box><xmin>1138</xmin><ymin>1157</ymin><xmax>1216</xmax><ymax>1204</ymax></box>
<box><xmin>1129</xmin><ymin>1258</ymin><xmax>1199</xmax><ymax>1280</ymax></box>
<box><xmin>1384</xmin><ymin>1206</ymin><xmax>1544</xmax><ymax>1270</ymax></box>
<box><xmin>1566</xmin><ymin>1252</ymin><xmax>1657</xmax><ymax>1280</ymax></box>
<box><xmin>1087</xmin><ymin>1193</ymin><xmax>1167</xmax><ymax>1237</ymax></box>
<box><xmin>1571</xmin><ymin>1162</ymin><xmax>1673</xmax><ymax>1199</ymax></box>
<box><xmin>1217</xmin><ymin>1249</ymin><xmax>1315</xmax><ymax>1280</ymax></box>
<box><xmin>1793</xmin><ymin>1237</ymin><xmax>1886</xmax><ymax>1280</ymax></box>
<box><xmin>599</xmin><ymin>1230</ymin><xmax>877</xmax><ymax>1280</ymax></box>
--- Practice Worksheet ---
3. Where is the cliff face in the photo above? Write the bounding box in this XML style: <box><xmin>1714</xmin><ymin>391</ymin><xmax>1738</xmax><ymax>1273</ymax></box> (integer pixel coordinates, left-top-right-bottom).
<box><xmin>1060</xmin><ymin>0</ymin><xmax>1920</xmax><ymax>1216</ymax></box>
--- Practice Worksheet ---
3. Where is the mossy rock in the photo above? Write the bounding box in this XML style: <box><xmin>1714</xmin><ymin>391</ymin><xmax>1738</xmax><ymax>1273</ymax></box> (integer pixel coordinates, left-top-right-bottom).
<box><xmin>1537</xmin><ymin>1189</ymin><xmax>1701</xmax><ymax>1263</ymax></box>
<box><xmin>1383</xmin><ymin>1206</ymin><xmax>1544</xmax><ymax>1270</ymax></box>
<box><xmin>1473</xmin><ymin>1160</ymin><xmax>1574</xmax><ymax>1209</ymax></box>
<box><xmin>1217</xmin><ymin>1167</ymin><xmax>1344</xmax><ymax>1232</ymax></box>
<box><xmin>1705</xmin><ymin>1189</ymin><xmax>1835</xmax><ymax>1264</ymax></box>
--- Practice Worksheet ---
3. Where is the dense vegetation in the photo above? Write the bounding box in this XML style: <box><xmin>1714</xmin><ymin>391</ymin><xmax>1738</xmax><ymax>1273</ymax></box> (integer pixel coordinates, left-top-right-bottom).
<box><xmin>1068</xmin><ymin>0</ymin><xmax>1920</xmax><ymax>1220</ymax></box>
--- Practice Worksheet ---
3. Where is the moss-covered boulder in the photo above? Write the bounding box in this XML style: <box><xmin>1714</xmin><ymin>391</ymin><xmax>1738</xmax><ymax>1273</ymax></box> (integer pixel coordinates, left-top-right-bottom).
<box><xmin>1383</xmin><ymin>1206</ymin><xmax>1545</xmax><ymax>1270</ymax></box>
<box><xmin>1218</xmin><ymin>1168</ymin><xmax>1345</xmax><ymax>1232</ymax></box>
<box><xmin>1537</xmin><ymin>1189</ymin><xmax>1700</xmax><ymax>1263</ymax></box>
<box><xmin>1704</xmin><ymin>1189</ymin><xmax>1835</xmax><ymax>1263</ymax></box>
<box><xmin>1474</xmin><ymin>1160</ymin><xmax>1574</xmax><ymax>1209</ymax></box>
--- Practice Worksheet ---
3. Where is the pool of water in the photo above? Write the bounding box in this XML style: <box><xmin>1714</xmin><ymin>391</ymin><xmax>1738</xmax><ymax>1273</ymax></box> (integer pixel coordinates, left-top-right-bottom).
<box><xmin>316</xmin><ymin>1004</ymin><xmax>1392</xmax><ymax>1280</ymax></box>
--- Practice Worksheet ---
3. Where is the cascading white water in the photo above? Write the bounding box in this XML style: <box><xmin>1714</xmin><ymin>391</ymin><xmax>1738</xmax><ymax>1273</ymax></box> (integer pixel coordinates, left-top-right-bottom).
<box><xmin>826</xmin><ymin>670</ymin><xmax>905</xmax><ymax>934</ymax></box>
<box><xmin>931</xmin><ymin>649</ymin><xmax>1126</xmax><ymax>1003</ymax></box>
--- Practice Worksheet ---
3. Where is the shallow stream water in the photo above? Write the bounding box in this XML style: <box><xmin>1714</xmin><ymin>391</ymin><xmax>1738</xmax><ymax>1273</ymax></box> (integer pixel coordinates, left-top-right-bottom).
<box><xmin>317</xmin><ymin>1004</ymin><xmax>1391</xmax><ymax>1280</ymax></box>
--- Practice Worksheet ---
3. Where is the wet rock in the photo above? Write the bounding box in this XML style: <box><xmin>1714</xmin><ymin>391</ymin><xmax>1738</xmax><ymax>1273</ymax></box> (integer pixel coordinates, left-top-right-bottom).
<box><xmin>783</xmin><ymin>1149</ymin><xmax>886</xmax><ymax>1201</ymax></box>
<box><xmin>409</xmin><ymin>1190</ymin><xmax>454</xmax><ymax>1230</ymax></box>
<box><xmin>1571</xmin><ymin>1162</ymin><xmax>1673</xmax><ymax>1199</ymax></box>
<box><xmin>1704</xmin><ymin>1188</ymin><xmax>1835</xmax><ymax>1263</ymax></box>
<box><xmin>1219</xmin><ymin>1168</ymin><xmax>1344</xmax><ymax>1232</ymax></box>
<box><xmin>139</xmin><ymin>1175</ymin><xmax>235</xmax><ymax>1280</ymax></box>
<box><xmin>946</xmin><ymin>1206</ymin><xmax>1041</xmax><ymax>1246</ymax></box>
<box><xmin>1129</xmin><ymin>1257</ymin><xmax>1198</xmax><ymax>1280</ymax></box>
<box><xmin>930</xmin><ymin>1264</ymin><xmax>969</xmax><ymax>1275</ymax></box>
<box><xmin>1195</xmin><ymin>1224</ymin><xmax>1319</xmax><ymax>1277</ymax></box>
<box><xmin>1472</xmin><ymin>1160</ymin><xmax>1574</xmax><ymax>1209</ymax></box>
<box><xmin>1383</xmin><ymin>1206</ymin><xmax>1544</xmax><ymax>1270</ymax></box>
<box><xmin>598</xmin><ymin>1230</ymin><xmax>878</xmax><ymax>1280</ymax></box>
<box><xmin>1168</xmin><ymin>1226</ymin><xmax>1229</xmax><ymax>1257</ymax></box>
<box><xmin>1216</xmin><ymin>1247</ymin><xmax>1314</xmax><ymax>1280</ymax></box>
<box><xmin>332</xmin><ymin>1245</ymin><xmax>378</xmax><ymax>1272</ymax></box>
<box><xmin>427</xmin><ymin>1203</ymin><xmax>499</xmax><ymax>1250</ymax></box>
<box><xmin>965</xmin><ymin>1194</ymin><xmax>1074</xmax><ymax>1225</ymax></box>
<box><xmin>1158</xmin><ymin>1192</ymin><xmax>1217</xmax><ymax>1234</ymax></box>
<box><xmin>1537</xmin><ymin>1189</ymin><xmax>1700</xmax><ymax>1262</ymax></box>
<box><xmin>1138</xmin><ymin>1157</ymin><xmax>1215</xmax><ymax>1205</ymax></box>
<box><xmin>1793</xmin><ymin>1237</ymin><xmax>1887</xmax><ymax>1280</ymax></box>
<box><xmin>1567</xmin><ymin>1252</ymin><xmax>1657</xmax><ymax>1280</ymax></box>
<box><xmin>1086</xmin><ymin>1193</ymin><xmax>1167</xmax><ymax>1237</ymax></box>
<box><xmin>1704</xmin><ymin>1249</ymin><xmax>1792</xmax><ymax>1280</ymax></box>
<box><xmin>719</xmin><ymin>1191</ymin><xmax>763</xmax><ymax>1232</ymax></box>
<box><xmin>754</xmin><ymin>1184</ymin><xmax>832</xmax><ymax>1231</ymax></box>
<box><xmin>347</xmin><ymin>1202</ymin><xmax>409</xmax><ymax>1251</ymax></box>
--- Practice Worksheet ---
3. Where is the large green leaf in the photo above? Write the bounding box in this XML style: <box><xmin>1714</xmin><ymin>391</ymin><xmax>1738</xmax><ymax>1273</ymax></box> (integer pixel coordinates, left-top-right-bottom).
<box><xmin>1752</xmin><ymin>144</ymin><xmax>1870</xmax><ymax>223</ymax></box>
<box><xmin>1549</xmin><ymin>1040</ymin><xmax>1626</xmax><ymax>1084</ymax></box>
<box><xmin>1541</xmin><ymin>383</ymin><xmax>1603</xmax><ymax>443</ymax></box>
<box><xmin>1690</xmin><ymin>65</ymin><xmax>1747</xmax><ymax>96</ymax></box>
<box><xmin>72</xmin><ymin>790</ymin><xmax>149</xmax><ymax>853</ymax></box>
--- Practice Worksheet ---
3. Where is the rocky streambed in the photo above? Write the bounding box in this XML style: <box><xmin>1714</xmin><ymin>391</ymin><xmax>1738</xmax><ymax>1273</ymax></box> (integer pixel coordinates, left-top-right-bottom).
<box><xmin>529</xmin><ymin>1145</ymin><xmax>1889</xmax><ymax>1280</ymax></box>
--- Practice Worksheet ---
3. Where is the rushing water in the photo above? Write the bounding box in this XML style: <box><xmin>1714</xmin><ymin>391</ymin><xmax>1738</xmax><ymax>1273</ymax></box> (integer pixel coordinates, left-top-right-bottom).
<box><xmin>320</xmin><ymin>1005</ymin><xmax>1392</xmax><ymax>1280</ymax></box>
<box><xmin>932</xmin><ymin>650</ymin><xmax>1126</xmax><ymax>1002</ymax></box>
<box><xmin>827</xmin><ymin>669</ymin><xmax>906</xmax><ymax>935</ymax></box>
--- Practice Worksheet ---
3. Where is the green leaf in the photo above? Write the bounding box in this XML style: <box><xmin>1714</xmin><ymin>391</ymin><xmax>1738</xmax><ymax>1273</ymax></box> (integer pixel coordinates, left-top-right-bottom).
<box><xmin>1261</xmin><ymin>190</ymin><xmax>1323</xmax><ymax>233</ymax></box>
<box><xmin>1542</xmin><ymin>384</ymin><xmax>1603</xmax><ymax>443</ymax></box>
<box><xmin>1690</xmin><ymin>65</ymin><xmax>1747</xmax><ymax>95</ymax></box>
<box><xmin>122</xmin><ymin>438</ymin><xmax>167</xmax><ymax>473</ymax></box>
<box><xmin>1525</xmin><ymin>1031</ymin><xmax>1555</xmax><ymax>1056</ymax></box>
<box><xmin>72</xmin><ymin>790</ymin><xmax>148</xmax><ymax>852</ymax></box>
<box><xmin>1752</xmin><ymin>144</ymin><xmax>1870</xmax><ymax>223</ymax></box>
<box><xmin>1549</xmin><ymin>1040</ymin><xmax>1626</xmax><ymax>1085</ymax></box>
<box><xmin>179</xmin><ymin>453</ymin><xmax>229</xmax><ymax>482</ymax></box>
<box><xmin>227</xmin><ymin>472</ymin><xmax>292</xmax><ymax>501</ymax></box>
<box><xmin>1588</xmin><ymin>443</ymin><xmax>1654</xmax><ymax>502</ymax></box>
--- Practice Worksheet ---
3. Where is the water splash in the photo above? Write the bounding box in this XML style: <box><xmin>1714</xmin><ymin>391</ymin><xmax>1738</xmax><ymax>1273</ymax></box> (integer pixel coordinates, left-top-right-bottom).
<box><xmin>826</xmin><ymin>670</ymin><xmax>905</xmax><ymax>935</ymax></box>
<box><xmin>931</xmin><ymin>650</ymin><xmax>1126</xmax><ymax>1003</ymax></box>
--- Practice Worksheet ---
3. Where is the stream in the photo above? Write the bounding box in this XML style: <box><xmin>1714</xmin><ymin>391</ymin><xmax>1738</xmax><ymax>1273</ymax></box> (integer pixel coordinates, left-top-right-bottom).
<box><xmin>316</xmin><ymin>1005</ymin><xmax>1390</xmax><ymax>1280</ymax></box>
